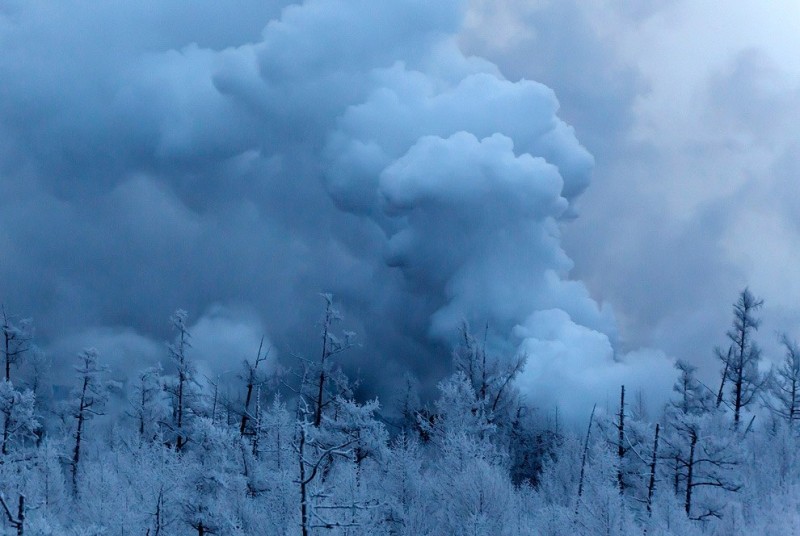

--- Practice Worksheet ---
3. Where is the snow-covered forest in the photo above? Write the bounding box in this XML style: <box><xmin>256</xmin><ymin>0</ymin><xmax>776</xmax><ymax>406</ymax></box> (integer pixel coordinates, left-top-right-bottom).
<box><xmin>1</xmin><ymin>288</ymin><xmax>799</xmax><ymax>534</ymax></box>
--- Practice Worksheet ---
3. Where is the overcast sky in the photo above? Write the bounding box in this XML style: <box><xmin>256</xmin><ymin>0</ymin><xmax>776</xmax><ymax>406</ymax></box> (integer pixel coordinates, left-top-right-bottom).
<box><xmin>1</xmin><ymin>0</ymin><xmax>798</xmax><ymax>420</ymax></box>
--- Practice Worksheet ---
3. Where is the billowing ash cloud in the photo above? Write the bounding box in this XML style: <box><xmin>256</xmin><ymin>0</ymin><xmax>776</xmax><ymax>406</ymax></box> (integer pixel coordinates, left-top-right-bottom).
<box><xmin>0</xmin><ymin>0</ymin><xmax>673</xmax><ymax>418</ymax></box>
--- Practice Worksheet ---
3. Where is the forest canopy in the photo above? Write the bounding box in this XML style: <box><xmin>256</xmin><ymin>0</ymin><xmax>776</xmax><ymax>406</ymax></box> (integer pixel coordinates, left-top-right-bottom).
<box><xmin>1</xmin><ymin>289</ymin><xmax>798</xmax><ymax>534</ymax></box>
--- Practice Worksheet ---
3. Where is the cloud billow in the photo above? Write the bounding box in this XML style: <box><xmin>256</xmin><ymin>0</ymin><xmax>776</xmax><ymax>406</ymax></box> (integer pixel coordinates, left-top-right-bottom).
<box><xmin>0</xmin><ymin>0</ymin><xmax>671</xmax><ymax>416</ymax></box>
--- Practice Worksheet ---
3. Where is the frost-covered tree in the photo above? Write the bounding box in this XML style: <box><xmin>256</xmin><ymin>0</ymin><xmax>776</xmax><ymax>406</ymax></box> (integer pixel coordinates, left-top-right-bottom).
<box><xmin>0</xmin><ymin>380</ymin><xmax>37</xmax><ymax>456</ymax></box>
<box><xmin>422</xmin><ymin>371</ymin><xmax>518</xmax><ymax>535</ymax></box>
<box><xmin>68</xmin><ymin>348</ymin><xmax>107</xmax><ymax>495</ymax></box>
<box><xmin>452</xmin><ymin>322</ymin><xmax>526</xmax><ymax>429</ymax></box>
<box><xmin>129</xmin><ymin>364</ymin><xmax>169</xmax><ymax>443</ymax></box>
<box><xmin>239</xmin><ymin>337</ymin><xmax>269</xmax><ymax>438</ymax></box>
<box><xmin>294</xmin><ymin>396</ymin><xmax>355</xmax><ymax>535</ymax></box>
<box><xmin>717</xmin><ymin>288</ymin><xmax>766</xmax><ymax>427</ymax></box>
<box><xmin>663</xmin><ymin>362</ymin><xmax>741</xmax><ymax>521</ymax></box>
<box><xmin>3</xmin><ymin>295</ymin><xmax>800</xmax><ymax>534</ymax></box>
<box><xmin>1</xmin><ymin>309</ymin><xmax>32</xmax><ymax>384</ymax></box>
<box><xmin>573</xmin><ymin>443</ymin><xmax>639</xmax><ymax>535</ymax></box>
<box><xmin>671</xmin><ymin>360</ymin><xmax>713</xmax><ymax>417</ymax></box>
<box><xmin>592</xmin><ymin>387</ymin><xmax>652</xmax><ymax>512</ymax></box>
<box><xmin>182</xmin><ymin>418</ymin><xmax>245</xmax><ymax>535</ymax></box>
<box><xmin>310</xmin><ymin>294</ymin><xmax>355</xmax><ymax>428</ymax></box>
<box><xmin>671</xmin><ymin>416</ymin><xmax>741</xmax><ymax>520</ymax></box>
<box><xmin>292</xmin><ymin>358</ymin><xmax>385</xmax><ymax>535</ymax></box>
<box><xmin>380</xmin><ymin>432</ymin><xmax>426</xmax><ymax>533</ymax></box>
<box><xmin>166</xmin><ymin>309</ymin><xmax>196</xmax><ymax>452</ymax></box>
<box><xmin>396</xmin><ymin>371</ymin><xmax>422</xmax><ymax>434</ymax></box>
<box><xmin>766</xmin><ymin>334</ymin><xmax>800</xmax><ymax>428</ymax></box>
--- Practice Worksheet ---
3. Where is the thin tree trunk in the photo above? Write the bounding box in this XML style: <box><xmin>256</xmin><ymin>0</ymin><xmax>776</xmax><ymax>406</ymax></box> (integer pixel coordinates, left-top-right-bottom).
<box><xmin>251</xmin><ymin>385</ymin><xmax>262</xmax><ymax>458</ymax></box>
<box><xmin>153</xmin><ymin>487</ymin><xmax>163</xmax><ymax>536</ymax></box>
<box><xmin>240</xmin><ymin>380</ymin><xmax>254</xmax><ymax>436</ymax></box>
<box><xmin>0</xmin><ymin>493</ymin><xmax>24</xmax><ymax>536</ymax></box>
<box><xmin>684</xmin><ymin>430</ymin><xmax>697</xmax><ymax>516</ymax></box>
<box><xmin>299</xmin><ymin>426</ymin><xmax>309</xmax><ymax>536</ymax></box>
<box><xmin>673</xmin><ymin>454</ymin><xmax>680</xmax><ymax>495</ymax></box>
<box><xmin>617</xmin><ymin>385</ymin><xmax>625</xmax><ymax>494</ymax></box>
<box><xmin>14</xmin><ymin>495</ymin><xmax>23</xmax><ymax>536</ymax></box>
<box><xmin>72</xmin><ymin>376</ymin><xmax>89</xmax><ymax>495</ymax></box>
<box><xmin>716</xmin><ymin>348</ymin><xmax>730</xmax><ymax>408</ymax></box>
<box><xmin>4</xmin><ymin>329</ymin><xmax>10</xmax><ymax>383</ymax></box>
<box><xmin>241</xmin><ymin>337</ymin><xmax>265</xmax><ymax>436</ymax></box>
<box><xmin>176</xmin><ymin>365</ymin><xmax>185</xmax><ymax>452</ymax></box>
<box><xmin>2</xmin><ymin>401</ymin><xmax>11</xmax><ymax>455</ymax></box>
<box><xmin>733</xmin><ymin>369</ymin><xmax>743</xmax><ymax>427</ymax></box>
<box><xmin>314</xmin><ymin>303</ymin><xmax>333</xmax><ymax>428</ymax></box>
<box><xmin>139</xmin><ymin>382</ymin><xmax>146</xmax><ymax>439</ymax></box>
<box><xmin>646</xmin><ymin>424</ymin><xmax>660</xmax><ymax>515</ymax></box>
<box><xmin>733</xmin><ymin>321</ymin><xmax>748</xmax><ymax>427</ymax></box>
<box><xmin>576</xmin><ymin>404</ymin><xmax>597</xmax><ymax>514</ymax></box>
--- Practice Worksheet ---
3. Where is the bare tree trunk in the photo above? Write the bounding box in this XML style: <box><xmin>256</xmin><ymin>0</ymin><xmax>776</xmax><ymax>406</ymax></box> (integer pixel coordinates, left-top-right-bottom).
<box><xmin>176</xmin><ymin>356</ymin><xmax>185</xmax><ymax>452</ymax></box>
<box><xmin>169</xmin><ymin>314</ymin><xmax>190</xmax><ymax>453</ymax></box>
<box><xmin>673</xmin><ymin>454</ymin><xmax>680</xmax><ymax>495</ymax></box>
<box><xmin>314</xmin><ymin>311</ymin><xmax>330</xmax><ymax>428</ymax></box>
<box><xmin>240</xmin><ymin>337</ymin><xmax>265</xmax><ymax>436</ymax></box>
<box><xmin>576</xmin><ymin>404</ymin><xmax>597</xmax><ymax>514</ymax></box>
<box><xmin>4</xmin><ymin>328</ymin><xmax>9</xmax><ymax>383</ymax></box>
<box><xmin>298</xmin><ymin>425</ymin><xmax>309</xmax><ymax>536</ymax></box>
<box><xmin>1</xmin><ymin>398</ymin><xmax>12</xmax><ymax>455</ymax></box>
<box><xmin>240</xmin><ymin>379</ymin><xmax>254</xmax><ymax>436</ymax></box>
<box><xmin>617</xmin><ymin>385</ymin><xmax>625</xmax><ymax>494</ymax></box>
<box><xmin>480</xmin><ymin>322</ymin><xmax>488</xmax><ymax>401</ymax></box>
<box><xmin>716</xmin><ymin>347</ymin><xmax>730</xmax><ymax>408</ymax></box>
<box><xmin>684</xmin><ymin>430</ymin><xmax>697</xmax><ymax>516</ymax></box>
<box><xmin>251</xmin><ymin>385</ymin><xmax>262</xmax><ymax>458</ymax></box>
<box><xmin>14</xmin><ymin>496</ymin><xmax>23</xmax><ymax>536</ymax></box>
<box><xmin>153</xmin><ymin>487</ymin><xmax>163</xmax><ymax>536</ymax></box>
<box><xmin>72</xmin><ymin>376</ymin><xmax>89</xmax><ymax>495</ymax></box>
<box><xmin>733</xmin><ymin>365</ymin><xmax>743</xmax><ymax>427</ymax></box>
<box><xmin>646</xmin><ymin>424</ymin><xmax>660</xmax><ymax>515</ymax></box>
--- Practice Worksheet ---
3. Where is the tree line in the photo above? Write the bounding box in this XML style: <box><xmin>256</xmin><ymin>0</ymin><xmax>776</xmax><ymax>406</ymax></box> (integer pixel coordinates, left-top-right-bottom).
<box><xmin>0</xmin><ymin>289</ymin><xmax>799</xmax><ymax>534</ymax></box>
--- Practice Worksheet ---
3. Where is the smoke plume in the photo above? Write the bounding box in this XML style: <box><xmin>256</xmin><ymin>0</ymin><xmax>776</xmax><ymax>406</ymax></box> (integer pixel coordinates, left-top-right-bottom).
<box><xmin>0</xmin><ymin>0</ymin><xmax>674</xmax><ymax>420</ymax></box>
